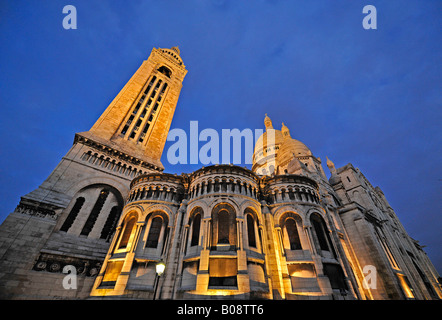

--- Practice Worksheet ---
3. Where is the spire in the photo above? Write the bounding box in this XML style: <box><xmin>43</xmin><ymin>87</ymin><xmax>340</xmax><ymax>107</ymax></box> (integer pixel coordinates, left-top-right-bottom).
<box><xmin>264</xmin><ymin>113</ymin><xmax>273</xmax><ymax>130</ymax></box>
<box><xmin>281</xmin><ymin>122</ymin><xmax>291</xmax><ymax>138</ymax></box>
<box><xmin>326</xmin><ymin>156</ymin><xmax>337</xmax><ymax>176</ymax></box>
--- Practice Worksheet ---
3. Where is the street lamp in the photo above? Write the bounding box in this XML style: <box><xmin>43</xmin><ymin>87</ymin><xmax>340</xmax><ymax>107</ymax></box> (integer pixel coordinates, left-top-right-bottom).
<box><xmin>156</xmin><ymin>260</ymin><xmax>166</xmax><ymax>276</ymax></box>
<box><xmin>153</xmin><ymin>259</ymin><xmax>165</xmax><ymax>300</ymax></box>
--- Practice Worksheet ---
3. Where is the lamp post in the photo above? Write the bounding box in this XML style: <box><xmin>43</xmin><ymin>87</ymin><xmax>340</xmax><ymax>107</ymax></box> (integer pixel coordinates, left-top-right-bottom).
<box><xmin>153</xmin><ymin>259</ymin><xmax>165</xmax><ymax>300</ymax></box>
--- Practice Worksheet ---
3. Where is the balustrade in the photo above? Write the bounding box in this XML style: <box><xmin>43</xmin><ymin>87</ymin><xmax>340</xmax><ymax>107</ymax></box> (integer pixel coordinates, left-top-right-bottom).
<box><xmin>188</xmin><ymin>177</ymin><xmax>258</xmax><ymax>200</ymax></box>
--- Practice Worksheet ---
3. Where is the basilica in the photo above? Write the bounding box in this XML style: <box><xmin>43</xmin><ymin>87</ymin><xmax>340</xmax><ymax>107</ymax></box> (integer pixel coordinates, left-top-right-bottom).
<box><xmin>0</xmin><ymin>47</ymin><xmax>440</xmax><ymax>300</ymax></box>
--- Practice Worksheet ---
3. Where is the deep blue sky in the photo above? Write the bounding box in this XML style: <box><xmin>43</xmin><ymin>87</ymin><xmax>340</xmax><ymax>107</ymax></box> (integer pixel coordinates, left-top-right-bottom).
<box><xmin>0</xmin><ymin>1</ymin><xmax>441</xmax><ymax>273</ymax></box>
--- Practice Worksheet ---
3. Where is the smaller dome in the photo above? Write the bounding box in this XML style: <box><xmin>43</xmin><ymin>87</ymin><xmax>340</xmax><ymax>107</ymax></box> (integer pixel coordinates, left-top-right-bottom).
<box><xmin>160</xmin><ymin>47</ymin><xmax>183</xmax><ymax>65</ymax></box>
<box><xmin>329</xmin><ymin>174</ymin><xmax>342</xmax><ymax>185</ymax></box>
<box><xmin>276</xmin><ymin>122</ymin><xmax>312</xmax><ymax>167</ymax></box>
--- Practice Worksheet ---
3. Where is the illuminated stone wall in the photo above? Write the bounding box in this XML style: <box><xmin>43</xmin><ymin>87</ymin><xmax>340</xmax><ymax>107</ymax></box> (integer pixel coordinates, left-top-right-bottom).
<box><xmin>90</xmin><ymin>160</ymin><xmax>442</xmax><ymax>300</ymax></box>
<box><xmin>0</xmin><ymin>46</ymin><xmax>440</xmax><ymax>300</ymax></box>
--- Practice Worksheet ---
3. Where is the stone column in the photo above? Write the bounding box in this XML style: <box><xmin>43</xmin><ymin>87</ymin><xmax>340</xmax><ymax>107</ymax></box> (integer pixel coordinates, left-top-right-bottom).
<box><xmin>159</xmin><ymin>187</ymin><xmax>166</xmax><ymax>201</ymax></box>
<box><xmin>113</xmin><ymin>221</ymin><xmax>144</xmax><ymax>294</ymax></box>
<box><xmin>276</xmin><ymin>190</ymin><xmax>282</xmax><ymax>202</ymax></box>
<box><xmin>165</xmin><ymin>201</ymin><xmax>187</xmax><ymax>299</ymax></box>
<box><xmin>276</xmin><ymin>227</ymin><xmax>285</xmax><ymax>256</ymax></box>
<box><xmin>304</xmin><ymin>224</ymin><xmax>317</xmax><ymax>255</ymax></box>
<box><xmin>196</xmin><ymin>218</ymin><xmax>211</xmax><ymax>295</ymax></box>
<box><xmin>260</xmin><ymin>201</ymin><xmax>285</xmax><ymax>299</ymax></box>
<box><xmin>202</xmin><ymin>218</ymin><xmax>211</xmax><ymax>250</ymax></box>
<box><xmin>156</xmin><ymin>221</ymin><xmax>168</xmax><ymax>255</ymax></box>
<box><xmin>182</xmin><ymin>225</ymin><xmax>190</xmax><ymax>255</ymax></box>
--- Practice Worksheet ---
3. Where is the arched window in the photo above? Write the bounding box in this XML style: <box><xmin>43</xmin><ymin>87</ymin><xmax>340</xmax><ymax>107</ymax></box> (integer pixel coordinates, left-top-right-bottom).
<box><xmin>375</xmin><ymin>227</ymin><xmax>399</xmax><ymax>269</ymax></box>
<box><xmin>211</xmin><ymin>203</ymin><xmax>237</xmax><ymax>248</ymax></box>
<box><xmin>411</xmin><ymin>259</ymin><xmax>437</xmax><ymax>299</ymax></box>
<box><xmin>218</xmin><ymin>210</ymin><xmax>230</xmax><ymax>244</ymax></box>
<box><xmin>60</xmin><ymin>184</ymin><xmax>124</xmax><ymax>238</ymax></box>
<box><xmin>246</xmin><ymin>214</ymin><xmax>257</xmax><ymax>248</ymax></box>
<box><xmin>60</xmin><ymin>197</ymin><xmax>85</xmax><ymax>232</ymax></box>
<box><xmin>118</xmin><ymin>216</ymin><xmax>136</xmax><ymax>250</ymax></box>
<box><xmin>157</xmin><ymin>66</ymin><xmax>172</xmax><ymax>78</ymax></box>
<box><xmin>310</xmin><ymin>214</ymin><xmax>333</xmax><ymax>254</ymax></box>
<box><xmin>191</xmin><ymin>213</ymin><xmax>201</xmax><ymax>247</ymax></box>
<box><xmin>285</xmin><ymin>218</ymin><xmax>302</xmax><ymax>250</ymax></box>
<box><xmin>100</xmin><ymin>205</ymin><xmax>122</xmax><ymax>241</ymax></box>
<box><xmin>214</xmin><ymin>180</ymin><xmax>220</xmax><ymax>192</ymax></box>
<box><xmin>146</xmin><ymin>217</ymin><xmax>163</xmax><ymax>248</ymax></box>
<box><xmin>81</xmin><ymin>189</ymin><xmax>110</xmax><ymax>236</ymax></box>
<box><xmin>288</xmin><ymin>189</ymin><xmax>295</xmax><ymax>200</ymax></box>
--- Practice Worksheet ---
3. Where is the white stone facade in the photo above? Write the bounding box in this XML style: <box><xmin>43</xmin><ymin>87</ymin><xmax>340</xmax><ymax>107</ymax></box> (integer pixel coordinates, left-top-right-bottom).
<box><xmin>0</xmin><ymin>47</ymin><xmax>440</xmax><ymax>300</ymax></box>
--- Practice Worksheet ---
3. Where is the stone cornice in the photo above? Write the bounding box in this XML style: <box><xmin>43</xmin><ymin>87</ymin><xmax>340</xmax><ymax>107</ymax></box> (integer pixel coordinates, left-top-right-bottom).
<box><xmin>261</xmin><ymin>174</ymin><xmax>319</xmax><ymax>191</ymax></box>
<box><xmin>131</xmin><ymin>172</ymin><xmax>186</xmax><ymax>189</ymax></box>
<box><xmin>189</xmin><ymin>164</ymin><xmax>259</xmax><ymax>182</ymax></box>
<box><xmin>15</xmin><ymin>197</ymin><xmax>62</xmax><ymax>221</ymax></box>
<box><xmin>74</xmin><ymin>132</ymin><xmax>164</xmax><ymax>172</ymax></box>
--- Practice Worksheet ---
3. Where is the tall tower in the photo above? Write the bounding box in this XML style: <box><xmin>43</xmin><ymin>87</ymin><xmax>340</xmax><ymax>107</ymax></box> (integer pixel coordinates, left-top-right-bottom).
<box><xmin>86</xmin><ymin>46</ymin><xmax>187</xmax><ymax>169</ymax></box>
<box><xmin>0</xmin><ymin>47</ymin><xmax>187</xmax><ymax>299</ymax></box>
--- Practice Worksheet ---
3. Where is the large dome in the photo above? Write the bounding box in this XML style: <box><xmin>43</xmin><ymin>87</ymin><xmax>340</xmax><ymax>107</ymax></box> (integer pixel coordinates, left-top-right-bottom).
<box><xmin>252</xmin><ymin>128</ymin><xmax>283</xmax><ymax>174</ymax></box>
<box><xmin>253</xmin><ymin>129</ymin><xmax>284</xmax><ymax>157</ymax></box>
<box><xmin>252</xmin><ymin>116</ymin><xmax>314</xmax><ymax>175</ymax></box>
<box><xmin>278</xmin><ymin>137</ymin><xmax>313</xmax><ymax>167</ymax></box>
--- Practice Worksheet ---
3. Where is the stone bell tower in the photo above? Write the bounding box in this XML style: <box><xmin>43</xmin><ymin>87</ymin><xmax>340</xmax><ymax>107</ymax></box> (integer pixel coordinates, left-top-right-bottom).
<box><xmin>86</xmin><ymin>46</ymin><xmax>187</xmax><ymax>169</ymax></box>
<box><xmin>0</xmin><ymin>47</ymin><xmax>187</xmax><ymax>299</ymax></box>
